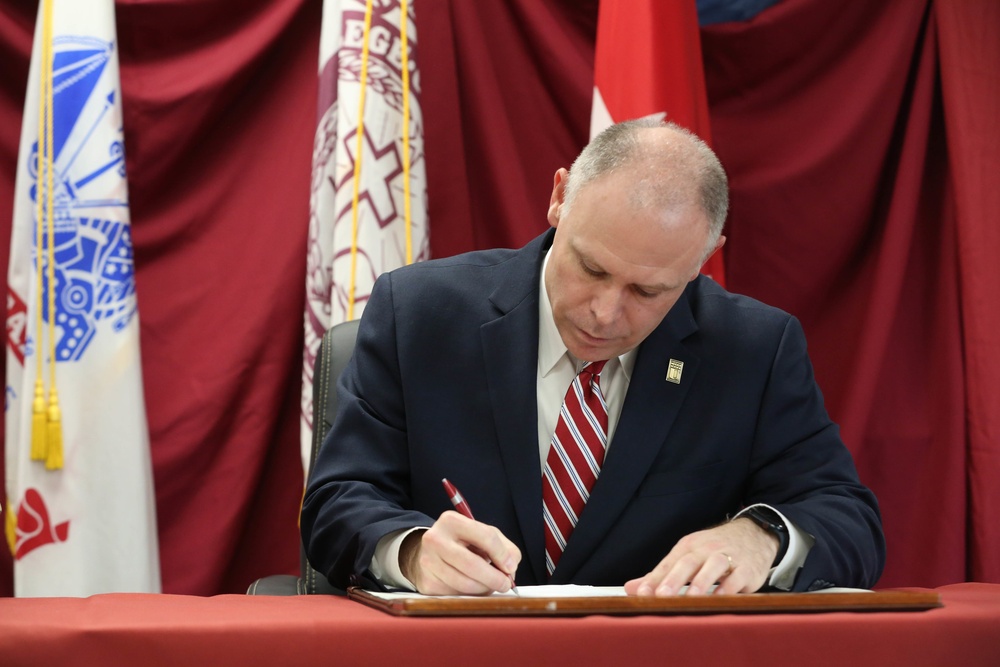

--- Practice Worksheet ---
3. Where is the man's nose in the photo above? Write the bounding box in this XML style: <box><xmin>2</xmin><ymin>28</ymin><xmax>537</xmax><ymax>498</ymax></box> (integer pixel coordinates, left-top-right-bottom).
<box><xmin>590</xmin><ymin>286</ymin><xmax>623</xmax><ymax>326</ymax></box>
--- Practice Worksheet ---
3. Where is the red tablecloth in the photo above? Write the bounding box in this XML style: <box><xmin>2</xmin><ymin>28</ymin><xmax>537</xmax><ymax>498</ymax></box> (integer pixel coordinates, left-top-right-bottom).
<box><xmin>1</xmin><ymin>583</ymin><xmax>998</xmax><ymax>666</ymax></box>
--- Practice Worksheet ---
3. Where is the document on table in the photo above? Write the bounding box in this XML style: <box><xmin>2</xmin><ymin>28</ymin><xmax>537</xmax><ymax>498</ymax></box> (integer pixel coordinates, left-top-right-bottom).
<box><xmin>364</xmin><ymin>583</ymin><xmax>873</xmax><ymax>601</ymax></box>
<box><xmin>366</xmin><ymin>585</ymin><xmax>626</xmax><ymax>600</ymax></box>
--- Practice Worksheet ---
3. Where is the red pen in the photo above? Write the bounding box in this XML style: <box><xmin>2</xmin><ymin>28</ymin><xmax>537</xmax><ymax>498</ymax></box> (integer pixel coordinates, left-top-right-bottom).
<box><xmin>441</xmin><ymin>478</ymin><xmax>518</xmax><ymax>594</ymax></box>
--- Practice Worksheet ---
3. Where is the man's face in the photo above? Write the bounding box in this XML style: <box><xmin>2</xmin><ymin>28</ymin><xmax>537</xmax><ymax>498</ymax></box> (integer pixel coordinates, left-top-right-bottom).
<box><xmin>544</xmin><ymin>168</ymin><xmax>721</xmax><ymax>362</ymax></box>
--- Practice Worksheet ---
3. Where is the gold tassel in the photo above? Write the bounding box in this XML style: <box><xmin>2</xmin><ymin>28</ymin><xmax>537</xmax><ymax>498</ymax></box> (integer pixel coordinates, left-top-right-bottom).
<box><xmin>5</xmin><ymin>500</ymin><xmax>17</xmax><ymax>557</ymax></box>
<box><xmin>45</xmin><ymin>386</ymin><xmax>63</xmax><ymax>470</ymax></box>
<box><xmin>30</xmin><ymin>378</ymin><xmax>48</xmax><ymax>460</ymax></box>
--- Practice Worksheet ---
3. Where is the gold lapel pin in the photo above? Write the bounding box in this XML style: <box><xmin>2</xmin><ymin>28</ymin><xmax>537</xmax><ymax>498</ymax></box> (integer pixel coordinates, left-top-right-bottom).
<box><xmin>666</xmin><ymin>359</ymin><xmax>684</xmax><ymax>384</ymax></box>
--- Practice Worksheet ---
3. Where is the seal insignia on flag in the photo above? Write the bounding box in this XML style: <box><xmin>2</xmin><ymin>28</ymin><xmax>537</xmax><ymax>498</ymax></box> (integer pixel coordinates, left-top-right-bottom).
<box><xmin>26</xmin><ymin>35</ymin><xmax>137</xmax><ymax>363</ymax></box>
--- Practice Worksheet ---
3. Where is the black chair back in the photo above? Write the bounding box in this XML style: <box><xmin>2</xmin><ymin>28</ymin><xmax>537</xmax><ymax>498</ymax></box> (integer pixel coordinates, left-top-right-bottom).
<box><xmin>247</xmin><ymin>319</ymin><xmax>360</xmax><ymax>595</ymax></box>
<box><xmin>301</xmin><ymin>319</ymin><xmax>360</xmax><ymax>594</ymax></box>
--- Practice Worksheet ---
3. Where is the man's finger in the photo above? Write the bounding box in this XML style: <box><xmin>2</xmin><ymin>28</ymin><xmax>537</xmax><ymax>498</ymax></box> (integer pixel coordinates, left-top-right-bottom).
<box><xmin>410</xmin><ymin>511</ymin><xmax>520</xmax><ymax>594</ymax></box>
<box><xmin>420</xmin><ymin>545</ymin><xmax>505</xmax><ymax>595</ymax></box>
<box><xmin>686</xmin><ymin>551</ymin><xmax>733</xmax><ymax>595</ymax></box>
<box><xmin>624</xmin><ymin>541</ymin><xmax>686</xmax><ymax>595</ymax></box>
<box><xmin>656</xmin><ymin>551</ymin><xmax>710</xmax><ymax>596</ymax></box>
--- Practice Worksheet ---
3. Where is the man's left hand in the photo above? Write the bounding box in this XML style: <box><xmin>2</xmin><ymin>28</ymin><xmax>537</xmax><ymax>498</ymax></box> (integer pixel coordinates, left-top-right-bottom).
<box><xmin>624</xmin><ymin>517</ymin><xmax>778</xmax><ymax>596</ymax></box>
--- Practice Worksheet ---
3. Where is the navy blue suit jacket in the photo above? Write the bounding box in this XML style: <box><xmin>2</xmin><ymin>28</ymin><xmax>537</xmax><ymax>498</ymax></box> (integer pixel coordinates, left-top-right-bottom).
<box><xmin>301</xmin><ymin>230</ymin><xmax>885</xmax><ymax>591</ymax></box>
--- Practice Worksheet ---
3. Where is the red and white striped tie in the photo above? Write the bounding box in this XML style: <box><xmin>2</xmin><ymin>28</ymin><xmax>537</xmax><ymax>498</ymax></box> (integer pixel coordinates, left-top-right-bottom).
<box><xmin>542</xmin><ymin>360</ymin><xmax>609</xmax><ymax>576</ymax></box>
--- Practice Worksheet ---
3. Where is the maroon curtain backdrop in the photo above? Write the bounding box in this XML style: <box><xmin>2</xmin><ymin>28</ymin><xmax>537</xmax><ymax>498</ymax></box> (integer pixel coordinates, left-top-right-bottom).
<box><xmin>701</xmin><ymin>0</ymin><xmax>1000</xmax><ymax>587</ymax></box>
<box><xmin>1</xmin><ymin>0</ymin><xmax>996</xmax><ymax>596</ymax></box>
<box><xmin>704</xmin><ymin>0</ymin><xmax>965</xmax><ymax>587</ymax></box>
<box><xmin>934</xmin><ymin>0</ymin><xmax>1000</xmax><ymax>584</ymax></box>
<box><xmin>420</xmin><ymin>0</ymin><xmax>598</xmax><ymax>257</ymax></box>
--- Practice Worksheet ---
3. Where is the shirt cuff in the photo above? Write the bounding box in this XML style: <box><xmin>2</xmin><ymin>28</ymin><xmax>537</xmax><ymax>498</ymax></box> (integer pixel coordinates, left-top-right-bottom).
<box><xmin>370</xmin><ymin>527</ymin><xmax>426</xmax><ymax>591</ymax></box>
<box><xmin>736</xmin><ymin>503</ymin><xmax>815</xmax><ymax>591</ymax></box>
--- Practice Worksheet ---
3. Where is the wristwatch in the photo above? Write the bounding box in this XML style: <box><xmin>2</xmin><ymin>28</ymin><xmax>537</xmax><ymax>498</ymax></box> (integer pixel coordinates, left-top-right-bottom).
<box><xmin>742</xmin><ymin>506</ymin><xmax>789</xmax><ymax>566</ymax></box>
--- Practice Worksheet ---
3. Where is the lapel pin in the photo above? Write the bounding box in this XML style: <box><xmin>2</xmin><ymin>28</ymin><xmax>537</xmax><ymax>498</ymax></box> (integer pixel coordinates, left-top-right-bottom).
<box><xmin>666</xmin><ymin>359</ymin><xmax>684</xmax><ymax>384</ymax></box>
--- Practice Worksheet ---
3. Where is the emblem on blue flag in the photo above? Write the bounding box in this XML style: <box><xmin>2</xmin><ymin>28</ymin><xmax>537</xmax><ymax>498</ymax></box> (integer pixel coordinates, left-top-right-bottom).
<box><xmin>27</xmin><ymin>35</ymin><xmax>136</xmax><ymax>363</ymax></box>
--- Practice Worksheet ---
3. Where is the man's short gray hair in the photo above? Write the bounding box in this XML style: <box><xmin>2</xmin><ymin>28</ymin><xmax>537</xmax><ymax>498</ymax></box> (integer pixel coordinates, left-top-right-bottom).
<box><xmin>563</xmin><ymin>118</ymin><xmax>729</xmax><ymax>250</ymax></box>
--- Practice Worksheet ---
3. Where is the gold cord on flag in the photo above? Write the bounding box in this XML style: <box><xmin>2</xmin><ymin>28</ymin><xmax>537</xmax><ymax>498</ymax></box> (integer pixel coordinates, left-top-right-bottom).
<box><xmin>30</xmin><ymin>0</ymin><xmax>52</xmax><ymax>462</ymax></box>
<box><xmin>399</xmin><ymin>0</ymin><xmax>413</xmax><ymax>265</ymax></box>
<box><xmin>31</xmin><ymin>0</ymin><xmax>64</xmax><ymax>471</ymax></box>
<box><xmin>4</xmin><ymin>503</ymin><xmax>15</xmax><ymax>557</ymax></box>
<box><xmin>346</xmin><ymin>0</ymin><xmax>417</xmax><ymax>320</ymax></box>
<box><xmin>346</xmin><ymin>0</ymin><xmax>376</xmax><ymax>321</ymax></box>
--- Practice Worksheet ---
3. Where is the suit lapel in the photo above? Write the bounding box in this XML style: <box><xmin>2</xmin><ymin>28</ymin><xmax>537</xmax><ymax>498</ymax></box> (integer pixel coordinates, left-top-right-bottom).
<box><xmin>552</xmin><ymin>287</ymin><xmax>701</xmax><ymax>583</ymax></box>
<box><xmin>481</xmin><ymin>231</ymin><xmax>552</xmax><ymax>584</ymax></box>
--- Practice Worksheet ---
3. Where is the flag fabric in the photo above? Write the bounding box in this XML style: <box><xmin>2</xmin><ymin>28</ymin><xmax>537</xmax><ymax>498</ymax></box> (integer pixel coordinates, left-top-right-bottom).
<box><xmin>591</xmin><ymin>0</ymin><xmax>726</xmax><ymax>286</ymax></box>
<box><xmin>4</xmin><ymin>0</ymin><xmax>160</xmax><ymax>596</ymax></box>
<box><xmin>302</xmin><ymin>0</ymin><xmax>429</xmax><ymax>469</ymax></box>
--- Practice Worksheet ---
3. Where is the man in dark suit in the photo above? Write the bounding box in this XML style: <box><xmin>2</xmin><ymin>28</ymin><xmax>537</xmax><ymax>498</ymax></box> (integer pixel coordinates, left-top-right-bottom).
<box><xmin>301</xmin><ymin>119</ymin><xmax>885</xmax><ymax>596</ymax></box>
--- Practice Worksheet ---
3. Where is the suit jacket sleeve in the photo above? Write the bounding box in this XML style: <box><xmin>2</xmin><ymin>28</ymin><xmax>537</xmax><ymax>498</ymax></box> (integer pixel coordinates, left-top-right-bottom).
<box><xmin>746</xmin><ymin>315</ymin><xmax>885</xmax><ymax>590</ymax></box>
<box><xmin>300</xmin><ymin>273</ymin><xmax>434</xmax><ymax>589</ymax></box>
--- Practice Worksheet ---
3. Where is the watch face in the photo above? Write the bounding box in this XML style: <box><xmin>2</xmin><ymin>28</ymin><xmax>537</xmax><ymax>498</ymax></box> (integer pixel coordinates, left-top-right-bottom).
<box><xmin>746</xmin><ymin>508</ymin><xmax>790</xmax><ymax>566</ymax></box>
<box><xmin>750</xmin><ymin>508</ymin><xmax>784</xmax><ymax>532</ymax></box>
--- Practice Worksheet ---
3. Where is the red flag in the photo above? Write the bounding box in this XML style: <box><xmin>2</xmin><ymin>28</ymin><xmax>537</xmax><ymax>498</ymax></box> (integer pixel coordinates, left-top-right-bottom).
<box><xmin>591</xmin><ymin>0</ymin><xmax>725</xmax><ymax>285</ymax></box>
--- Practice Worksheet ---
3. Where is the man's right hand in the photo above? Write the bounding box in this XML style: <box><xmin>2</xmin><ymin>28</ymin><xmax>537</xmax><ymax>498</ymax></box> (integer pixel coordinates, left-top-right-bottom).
<box><xmin>399</xmin><ymin>510</ymin><xmax>521</xmax><ymax>595</ymax></box>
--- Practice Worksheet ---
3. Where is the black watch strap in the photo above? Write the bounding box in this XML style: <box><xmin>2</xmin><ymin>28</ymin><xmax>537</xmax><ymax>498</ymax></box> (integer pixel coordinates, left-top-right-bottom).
<box><xmin>743</xmin><ymin>506</ymin><xmax>789</xmax><ymax>567</ymax></box>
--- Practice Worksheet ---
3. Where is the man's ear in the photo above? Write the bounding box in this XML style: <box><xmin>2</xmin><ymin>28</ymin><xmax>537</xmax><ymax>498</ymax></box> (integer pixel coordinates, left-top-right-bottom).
<box><xmin>690</xmin><ymin>235</ymin><xmax>726</xmax><ymax>281</ymax></box>
<box><xmin>547</xmin><ymin>168</ymin><xmax>569</xmax><ymax>229</ymax></box>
